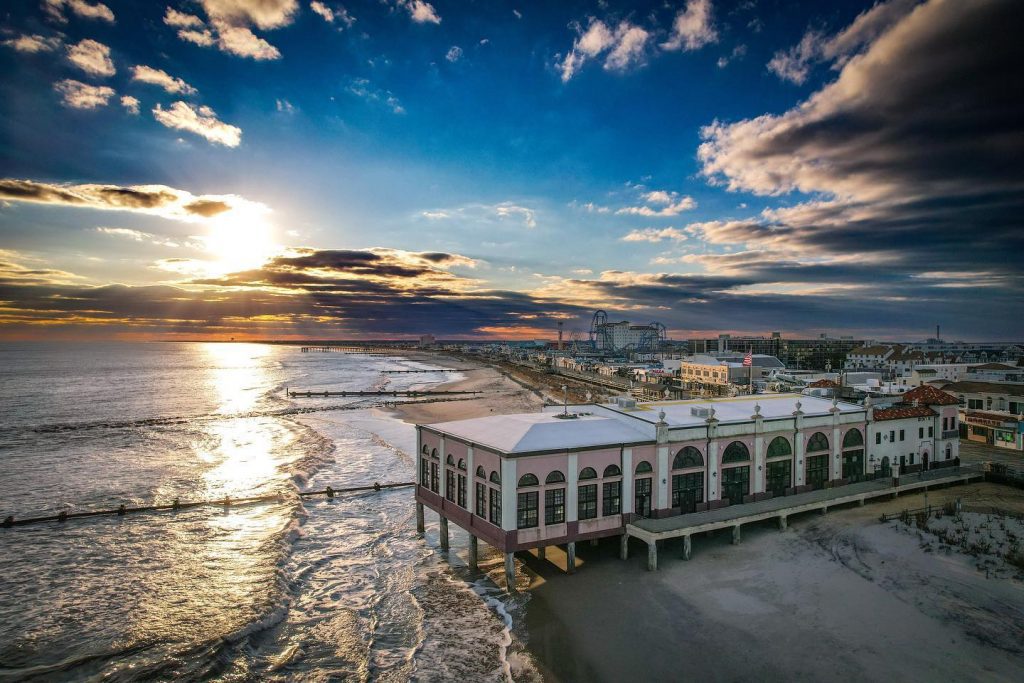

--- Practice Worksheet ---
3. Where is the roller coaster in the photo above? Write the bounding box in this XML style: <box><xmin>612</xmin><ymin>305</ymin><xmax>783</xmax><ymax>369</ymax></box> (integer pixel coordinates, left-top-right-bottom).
<box><xmin>588</xmin><ymin>310</ymin><xmax>667</xmax><ymax>353</ymax></box>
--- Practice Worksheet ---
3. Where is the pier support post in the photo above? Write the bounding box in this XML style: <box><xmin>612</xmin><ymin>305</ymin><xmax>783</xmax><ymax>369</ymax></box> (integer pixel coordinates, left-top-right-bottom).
<box><xmin>567</xmin><ymin>542</ymin><xmax>576</xmax><ymax>574</ymax></box>
<box><xmin>647</xmin><ymin>541</ymin><xmax>658</xmax><ymax>571</ymax></box>
<box><xmin>732</xmin><ymin>525</ymin><xmax>741</xmax><ymax>545</ymax></box>
<box><xmin>504</xmin><ymin>553</ymin><xmax>516</xmax><ymax>592</ymax></box>
<box><xmin>439</xmin><ymin>516</ymin><xmax>449</xmax><ymax>551</ymax></box>
<box><xmin>538</xmin><ymin>545</ymin><xmax>546</xmax><ymax>561</ymax></box>
<box><xmin>858</xmin><ymin>498</ymin><xmax>866</xmax><ymax>507</ymax></box>
<box><xmin>778</xmin><ymin>515</ymin><xmax>788</xmax><ymax>531</ymax></box>
<box><xmin>620</xmin><ymin>533</ymin><xmax>630</xmax><ymax>560</ymax></box>
<box><xmin>416</xmin><ymin>502</ymin><xmax>425</xmax><ymax>534</ymax></box>
<box><xmin>468</xmin><ymin>535</ymin><xmax>478</xmax><ymax>571</ymax></box>
<box><xmin>682</xmin><ymin>535</ymin><xmax>692</xmax><ymax>561</ymax></box>
<box><xmin>820</xmin><ymin>506</ymin><xmax>828</xmax><ymax>516</ymax></box>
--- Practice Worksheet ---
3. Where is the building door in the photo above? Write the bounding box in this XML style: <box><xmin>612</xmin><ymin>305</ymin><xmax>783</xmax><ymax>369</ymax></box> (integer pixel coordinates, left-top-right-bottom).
<box><xmin>842</xmin><ymin>449</ymin><xmax>864</xmax><ymax>480</ymax></box>
<box><xmin>806</xmin><ymin>455</ymin><xmax>828</xmax><ymax>489</ymax></box>
<box><xmin>765</xmin><ymin>460</ymin><xmax>791</xmax><ymax>497</ymax></box>
<box><xmin>722</xmin><ymin>466</ymin><xmax>750</xmax><ymax>506</ymax></box>
<box><xmin>880</xmin><ymin>456</ymin><xmax>891</xmax><ymax>476</ymax></box>
<box><xmin>922</xmin><ymin>452</ymin><xmax>929</xmax><ymax>471</ymax></box>
<box><xmin>899</xmin><ymin>455</ymin><xmax>906</xmax><ymax>470</ymax></box>
<box><xmin>672</xmin><ymin>473</ymin><xmax>703</xmax><ymax>513</ymax></box>
<box><xmin>635</xmin><ymin>477</ymin><xmax>652</xmax><ymax>518</ymax></box>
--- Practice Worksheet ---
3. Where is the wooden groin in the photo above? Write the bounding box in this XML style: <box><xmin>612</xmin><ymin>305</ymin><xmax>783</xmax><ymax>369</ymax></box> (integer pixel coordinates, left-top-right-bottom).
<box><xmin>2</xmin><ymin>482</ymin><xmax>415</xmax><ymax>529</ymax></box>
<box><xmin>287</xmin><ymin>389</ymin><xmax>481</xmax><ymax>398</ymax></box>
<box><xmin>300</xmin><ymin>346</ymin><xmax>406</xmax><ymax>354</ymax></box>
<box><xmin>381</xmin><ymin>369</ymin><xmax>477</xmax><ymax>374</ymax></box>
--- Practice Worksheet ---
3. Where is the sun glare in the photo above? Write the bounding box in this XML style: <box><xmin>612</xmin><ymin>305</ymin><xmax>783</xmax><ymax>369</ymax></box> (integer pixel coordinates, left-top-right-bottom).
<box><xmin>204</xmin><ymin>206</ymin><xmax>277</xmax><ymax>274</ymax></box>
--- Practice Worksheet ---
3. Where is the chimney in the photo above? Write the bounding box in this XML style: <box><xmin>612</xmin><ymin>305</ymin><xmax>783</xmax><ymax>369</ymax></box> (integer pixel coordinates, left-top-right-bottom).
<box><xmin>558</xmin><ymin>321</ymin><xmax>564</xmax><ymax>351</ymax></box>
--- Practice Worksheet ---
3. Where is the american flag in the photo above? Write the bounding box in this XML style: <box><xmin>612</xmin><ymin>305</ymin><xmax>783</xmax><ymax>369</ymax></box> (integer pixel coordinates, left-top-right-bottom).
<box><xmin>743</xmin><ymin>351</ymin><xmax>753</xmax><ymax>367</ymax></box>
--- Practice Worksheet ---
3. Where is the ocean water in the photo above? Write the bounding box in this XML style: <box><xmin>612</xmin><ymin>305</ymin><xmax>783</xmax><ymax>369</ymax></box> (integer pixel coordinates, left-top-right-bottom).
<box><xmin>0</xmin><ymin>342</ymin><xmax>537</xmax><ymax>682</ymax></box>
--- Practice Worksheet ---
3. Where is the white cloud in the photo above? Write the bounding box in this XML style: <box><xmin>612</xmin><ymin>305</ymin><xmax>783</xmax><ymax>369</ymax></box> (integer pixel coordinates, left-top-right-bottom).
<box><xmin>66</xmin><ymin>38</ymin><xmax>115</xmax><ymax>77</ymax></box>
<box><xmin>152</xmin><ymin>102</ymin><xmax>242</xmax><ymax>147</ymax></box>
<box><xmin>131</xmin><ymin>65</ymin><xmax>197</xmax><ymax>95</ymax></box>
<box><xmin>559</xmin><ymin>18</ymin><xmax>651</xmax><ymax>82</ymax></box>
<box><xmin>53</xmin><ymin>79</ymin><xmax>114</xmax><ymax>109</ymax></box>
<box><xmin>767</xmin><ymin>0</ymin><xmax>918</xmax><ymax>84</ymax></box>
<box><xmin>276</xmin><ymin>98</ymin><xmax>295</xmax><ymax>113</ymax></box>
<box><xmin>662</xmin><ymin>0</ymin><xmax>718</xmax><ymax>52</ymax></box>
<box><xmin>43</xmin><ymin>0</ymin><xmax>115</xmax><ymax>24</ymax></box>
<box><xmin>621</xmin><ymin>227</ymin><xmax>689</xmax><ymax>242</ymax></box>
<box><xmin>310</xmin><ymin>1</ymin><xmax>334</xmax><ymax>22</ymax></box>
<box><xmin>346</xmin><ymin>78</ymin><xmax>405</xmax><ymax>114</ymax></box>
<box><xmin>642</xmin><ymin>190</ymin><xmax>675</xmax><ymax>205</ymax></box>
<box><xmin>494</xmin><ymin>202</ymin><xmax>536</xmax><ymax>228</ymax></box>
<box><xmin>616</xmin><ymin>196</ymin><xmax>696</xmax><ymax>217</ymax></box>
<box><xmin>421</xmin><ymin>202</ymin><xmax>538</xmax><ymax>229</ymax></box>
<box><xmin>716</xmin><ymin>43</ymin><xmax>747</xmax><ymax>69</ymax></box>
<box><xmin>397</xmin><ymin>0</ymin><xmax>441</xmax><ymax>25</ymax></box>
<box><xmin>165</xmin><ymin>1</ymin><xmax>296</xmax><ymax>60</ymax></box>
<box><xmin>96</xmin><ymin>227</ymin><xmax>151</xmax><ymax>241</ymax></box>
<box><xmin>2</xmin><ymin>34</ymin><xmax>62</xmax><ymax>53</ymax></box>
<box><xmin>120</xmin><ymin>94</ymin><xmax>140</xmax><ymax>114</ymax></box>
<box><xmin>446</xmin><ymin>45</ymin><xmax>463</xmax><ymax>62</ymax></box>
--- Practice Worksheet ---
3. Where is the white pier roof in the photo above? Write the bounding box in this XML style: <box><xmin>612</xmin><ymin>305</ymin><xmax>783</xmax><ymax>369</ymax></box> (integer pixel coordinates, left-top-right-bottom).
<box><xmin>426</xmin><ymin>411</ymin><xmax>654</xmax><ymax>454</ymax></box>
<box><xmin>598</xmin><ymin>393</ymin><xmax>864</xmax><ymax>427</ymax></box>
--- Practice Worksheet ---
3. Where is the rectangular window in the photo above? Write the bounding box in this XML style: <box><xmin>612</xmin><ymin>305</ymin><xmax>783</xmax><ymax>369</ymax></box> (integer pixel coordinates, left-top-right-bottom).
<box><xmin>445</xmin><ymin>471</ymin><xmax>456</xmax><ymax>502</ymax></box>
<box><xmin>968</xmin><ymin>399</ymin><xmax>983</xmax><ymax>409</ymax></box>
<box><xmin>909</xmin><ymin>453</ymin><xmax>915</xmax><ymax>465</ymax></box>
<box><xmin>420</xmin><ymin>458</ymin><xmax>429</xmax><ymax>486</ymax></box>
<box><xmin>545</xmin><ymin>488</ymin><xmax>566</xmax><ymax>525</ymax></box>
<box><xmin>928</xmin><ymin>426</ymin><xmax>933</xmax><ymax>437</ymax></box>
<box><xmin>430</xmin><ymin>461</ymin><xmax>439</xmax><ymax>493</ymax></box>
<box><xmin>602</xmin><ymin>481</ymin><xmax>622</xmax><ymax>516</ymax></box>
<box><xmin>919</xmin><ymin>427</ymin><xmax>924</xmax><ymax>438</ymax></box>
<box><xmin>517</xmin><ymin>491</ymin><xmax>538</xmax><ymax>529</ymax></box>
<box><xmin>489</xmin><ymin>487</ymin><xmax>502</xmax><ymax>525</ymax></box>
<box><xmin>950</xmin><ymin>417</ymin><xmax>956</xmax><ymax>429</ymax></box>
<box><xmin>899</xmin><ymin>429</ymin><xmax>905</xmax><ymax>441</ymax></box>
<box><xmin>943</xmin><ymin>417</ymin><xmax>948</xmax><ymax>430</ymax></box>
<box><xmin>875</xmin><ymin>433</ymin><xmax>881</xmax><ymax>445</ymax></box>
<box><xmin>457</xmin><ymin>474</ymin><xmax>467</xmax><ymax>508</ymax></box>
<box><xmin>1011</xmin><ymin>402</ymin><xmax>1021</xmax><ymax>414</ymax></box>
<box><xmin>578</xmin><ymin>484</ymin><xmax>598</xmax><ymax>520</ymax></box>
<box><xmin>475</xmin><ymin>482</ymin><xmax>486</xmax><ymax>517</ymax></box>
<box><xmin>890</xmin><ymin>430</ymin><xmax>895</xmax><ymax>442</ymax></box>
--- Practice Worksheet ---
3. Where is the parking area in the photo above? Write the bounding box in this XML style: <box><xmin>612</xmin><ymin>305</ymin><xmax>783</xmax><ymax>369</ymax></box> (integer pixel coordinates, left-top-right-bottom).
<box><xmin>957</xmin><ymin>439</ymin><xmax>1023</xmax><ymax>465</ymax></box>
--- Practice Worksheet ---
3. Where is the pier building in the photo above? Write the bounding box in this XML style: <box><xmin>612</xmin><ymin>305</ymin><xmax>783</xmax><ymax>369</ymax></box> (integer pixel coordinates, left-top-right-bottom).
<box><xmin>415</xmin><ymin>392</ymin><xmax>961</xmax><ymax>586</ymax></box>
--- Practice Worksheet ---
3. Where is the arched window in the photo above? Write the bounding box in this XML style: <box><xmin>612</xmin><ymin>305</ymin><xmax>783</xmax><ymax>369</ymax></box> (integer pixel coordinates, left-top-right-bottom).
<box><xmin>422</xmin><ymin>445</ymin><xmax>429</xmax><ymax>455</ymax></box>
<box><xmin>945</xmin><ymin>443</ymin><xmax>952</xmax><ymax>459</ymax></box>
<box><xmin>446</xmin><ymin>454</ymin><xmax>455</xmax><ymax>466</ymax></box>
<box><xmin>766</xmin><ymin>436</ymin><xmax>792</xmax><ymax>459</ymax></box>
<box><xmin>545</xmin><ymin>471</ymin><xmax>565</xmax><ymax>484</ymax></box>
<box><xmin>457</xmin><ymin>458</ymin><xmax>466</xmax><ymax>470</ymax></box>
<box><xmin>490</xmin><ymin>471</ymin><xmax>501</xmax><ymax>485</ymax></box>
<box><xmin>635</xmin><ymin>460</ymin><xmax>653</xmax><ymax>474</ymax></box>
<box><xmin>843</xmin><ymin>429</ymin><xmax>864</xmax><ymax>448</ymax></box>
<box><xmin>578</xmin><ymin>467</ymin><xmax>597</xmax><ymax>480</ymax></box>
<box><xmin>672</xmin><ymin>446</ymin><xmax>703</xmax><ymax>469</ymax></box>
<box><xmin>430</xmin><ymin>448</ymin><xmax>438</xmax><ymax>459</ymax></box>
<box><xmin>476</xmin><ymin>465</ymin><xmax>486</xmax><ymax>479</ymax></box>
<box><xmin>807</xmin><ymin>432</ymin><xmax>829</xmax><ymax>452</ymax></box>
<box><xmin>603</xmin><ymin>464</ymin><xmax>622</xmax><ymax>477</ymax></box>
<box><xmin>518</xmin><ymin>473</ymin><xmax>539</xmax><ymax>487</ymax></box>
<box><xmin>722</xmin><ymin>441</ymin><xmax>750</xmax><ymax>463</ymax></box>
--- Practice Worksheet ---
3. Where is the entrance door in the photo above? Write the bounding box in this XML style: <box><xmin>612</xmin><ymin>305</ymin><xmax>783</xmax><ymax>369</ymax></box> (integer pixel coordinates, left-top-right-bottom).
<box><xmin>672</xmin><ymin>473</ymin><xmax>703</xmax><ymax>513</ymax></box>
<box><xmin>842</xmin><ymin>449</ymin><xmax>864</xmax><ymax>480</ymax></box>
<box><xmin>635</xmin><ymin>477</ymin><xmax>652</xmax><ymax>517</ymax></box>
<box><xmin>721</xmin><ymin>466</ymin><xmax>750</xmax><ymax>506</ymax></box>
<box><xmin>765</xmin><ymin>460</ymin><xmax>791</xmax><ymax>497</ymax></box>
<box><xmin>880</xmin><ymin>456</ymin><xmax>891</xmax><ymax>476</ymax></box>
<box><xmin>922</xmin><ymin>452</ymin><xmax>929</xmax><ymax>471</ymax></box>
<box><xmin>806</xmin><ymin>454</ymin><xmax>828</xmax><ymax>489</ymax></box>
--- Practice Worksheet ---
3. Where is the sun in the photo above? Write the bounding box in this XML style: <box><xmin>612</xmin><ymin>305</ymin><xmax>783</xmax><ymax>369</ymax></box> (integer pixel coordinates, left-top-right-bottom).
<box><xmin>203</xmin><ymin>206</ymin><xmax>277</xmax><ymax>274</ymax></box>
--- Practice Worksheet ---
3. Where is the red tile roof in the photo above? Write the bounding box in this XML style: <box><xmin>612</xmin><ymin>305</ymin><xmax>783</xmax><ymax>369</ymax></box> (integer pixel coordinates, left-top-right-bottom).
<box><xmin>873</xmin><ymin>406</ymin><xmax>937</xmax><ymax>421</ymax></box>
<box><xmin>808</xmin><ymin>379</ymin><xmax>839</xmax><ymax>388</ymax></box>
<box><xmin>902</xmin><ymin>384</ymin><xmax>959</xmax><ymax>406</ymax></box>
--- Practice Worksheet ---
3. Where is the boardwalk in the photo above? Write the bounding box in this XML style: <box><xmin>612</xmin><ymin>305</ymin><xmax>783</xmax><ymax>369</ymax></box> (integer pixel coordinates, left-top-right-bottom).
<box><xmin>623</xmin><ymin>466</ymin><xmax>984</xmax><ymax>570</ymax></box>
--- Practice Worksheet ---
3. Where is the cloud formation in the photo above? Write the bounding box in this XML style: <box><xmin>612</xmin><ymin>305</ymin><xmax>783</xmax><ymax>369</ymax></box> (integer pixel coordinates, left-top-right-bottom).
<box><xmin>164</xmin><ymin>1</ymin><xmax>296</xmax><ymax>60</ymax></box>
<box><xmin>0</xmin><ymin>178</ymin><xmax>251</xmax><ymax>222</ymax></box>
<box><xmin>130</xmin><ymin>65</ymin><xmax>197</xmax><ymax>95</ymax></box>
<box><xmin>559</xmin><ymin>18</ymin><xmax>650</xmax><ymax>81</ymax></box>
<box><xmin>152</xmin><ymin>102</ymin><xmax>242</xmax><ymax>147</ymax></box>
<box><xmin>120</xmin><ymin>94</ymin><xmax>140</xmax><ymax>114</ymax></box>
<box><xmin>662</xmin><ymin>0</ymin><xmax>718</xmax><ymax>51</ymax></box>
<box><xmin>396</xmin><ymin>0</ymin><xmax>441</xmax><ymax>25</ymax></box>
<box><xmin>43</xmin><ymin>0</ymin><xmax>114</xmax><ymax>24</ymax></box>
<box><xmin>66</xmin><ymin>38</ymin><xmax>115</xmax><ymax>77</ymax></box>
<box><xmin>2</xmin><ymin>33</ymin><xmax>62</xmax><ymax>53</ymax></box>
<box><xmin>53</xmin><ymin>79</ymin><xmax>114</xmax><ymax>109</ymax></box>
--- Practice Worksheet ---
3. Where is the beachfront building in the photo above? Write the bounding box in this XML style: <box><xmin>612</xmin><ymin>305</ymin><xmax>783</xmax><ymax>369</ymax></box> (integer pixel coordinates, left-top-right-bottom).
<box><xmin>865</xmin><ymin>384</ymin><xmax>962</xmax><ymax>473</ymax></box>
<box><xmin>416</xmin><ymin>393</ymin><xmax>881</xmax><ymax>585</ymax></box>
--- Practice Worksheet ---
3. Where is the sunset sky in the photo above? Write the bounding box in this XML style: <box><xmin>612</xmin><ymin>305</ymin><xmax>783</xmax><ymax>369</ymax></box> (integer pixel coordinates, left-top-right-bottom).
<box><xmin>1</xmin><ymin>0</ymin><xmax>1021</xmax><ymax>341</ymax></box>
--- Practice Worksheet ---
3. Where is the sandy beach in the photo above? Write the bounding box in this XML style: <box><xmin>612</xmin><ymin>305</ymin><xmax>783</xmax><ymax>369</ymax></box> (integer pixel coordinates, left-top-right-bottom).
<box><xmin>392</xmin><ymin>354</ymin><xmax>1024</xmax><ymax>682</ymax></box>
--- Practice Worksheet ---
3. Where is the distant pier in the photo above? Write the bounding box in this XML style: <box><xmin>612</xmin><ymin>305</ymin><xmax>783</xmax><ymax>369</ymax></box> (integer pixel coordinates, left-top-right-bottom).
<box><xmin>287</xmin><ymin>389</ymin><xmax>482</xmax><ymax>398</ymax></box>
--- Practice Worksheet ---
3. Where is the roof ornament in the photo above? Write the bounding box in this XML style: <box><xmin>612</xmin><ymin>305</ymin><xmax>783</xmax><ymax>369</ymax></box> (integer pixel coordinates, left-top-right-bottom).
<box><xmin>753</xmin><ymin>403</ymin><xmax>761</xmax><ymax>416</ymax></box>
<box><xmin>658</xmin><ymin>410</ymin><xmax>667</xmax><ymax>424</ymax></box>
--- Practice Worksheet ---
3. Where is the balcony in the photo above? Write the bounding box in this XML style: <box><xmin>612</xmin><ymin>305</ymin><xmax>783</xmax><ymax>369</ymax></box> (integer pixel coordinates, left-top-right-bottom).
<box><xmin>942</xmin><ymin>430</ymin><xmax>960</xmax><ymax>440</ymax></box>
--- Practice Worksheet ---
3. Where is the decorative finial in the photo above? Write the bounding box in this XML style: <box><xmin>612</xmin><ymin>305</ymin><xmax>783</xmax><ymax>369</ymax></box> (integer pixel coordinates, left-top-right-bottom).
<box><xmin>754</xmin><ymin>403</ymin><xmax>761</xmax><ymax>415</ymax></box>
<box><xmin>658</xmin><ymin>410</ymin><xmax>666</xmax><ymax>423</ymax></box>
<box><xmin>795</xmin><ymin>401</ymin><xmax>802</xmax><ymax>412</ymax></box>
<box><xmin>586</xmin><ymin>391</ymin><xmax>593</xmax><ymax>403</ymax></box>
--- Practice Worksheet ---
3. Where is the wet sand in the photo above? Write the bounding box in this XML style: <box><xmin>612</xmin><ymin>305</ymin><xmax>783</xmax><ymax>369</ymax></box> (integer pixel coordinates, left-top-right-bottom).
<box><xmin>390</xmin><ymin>354</ymin><xmax>1024</xmax><ymax>682</ymax></box>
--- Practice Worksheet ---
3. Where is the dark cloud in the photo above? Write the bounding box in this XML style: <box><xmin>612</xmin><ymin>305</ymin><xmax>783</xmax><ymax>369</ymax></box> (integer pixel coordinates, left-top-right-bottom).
<box><xmin>184</xmin><ymin>199</ymin><xmax>231</xmax><ymax>217</ymax></box>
